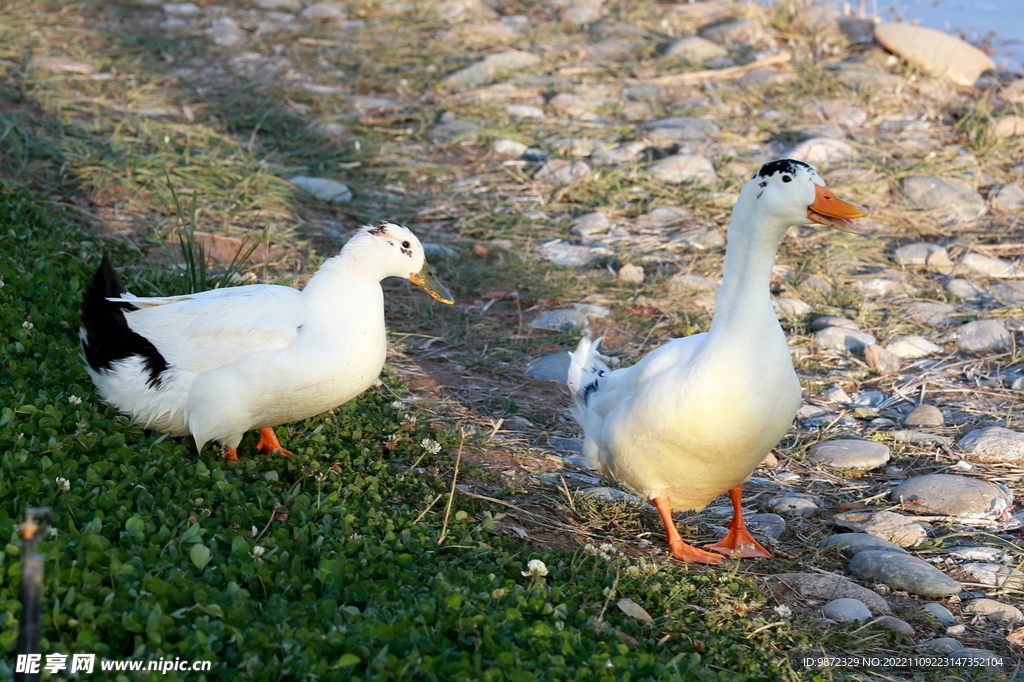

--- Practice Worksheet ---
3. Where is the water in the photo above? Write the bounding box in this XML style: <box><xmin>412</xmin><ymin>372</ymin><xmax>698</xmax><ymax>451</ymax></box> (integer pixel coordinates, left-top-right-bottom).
<box><xmin>828</xmin><ymin>0</ymin><xmax>1024</xmax><ymax>74</ymax></box>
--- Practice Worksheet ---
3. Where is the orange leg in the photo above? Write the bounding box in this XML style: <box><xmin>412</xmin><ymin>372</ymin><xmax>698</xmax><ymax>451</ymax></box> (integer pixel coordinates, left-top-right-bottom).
<box><xmin>653</xmin><ymin>496</ymin><xmax>723</xmax><ymax>564</ymax></box>
<box><xmin>222</xmin><ymin>446</ymin><xmax>240</xmax><ymax>463</ymax></box>
<box><xmin>255</xmin><ymin>427</ymin><xmax>296</xmax><ymax>458</ymax></box>
<box><xmin>705</xmin><ymin>485</ymin><xmax>771</xmax><ymax>559</ymax></box>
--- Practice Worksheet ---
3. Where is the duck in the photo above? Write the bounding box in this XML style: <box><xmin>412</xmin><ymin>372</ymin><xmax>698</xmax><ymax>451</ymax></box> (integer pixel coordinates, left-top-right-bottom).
<box><xmin>567</xmin><ymin>160</ymin><xmax>866</xmax><ymax>563</ymax></box>
<box><xmin>80</xmin><ymin>221</ymin><xmax>453</xmax><ymax>462</ymax></box>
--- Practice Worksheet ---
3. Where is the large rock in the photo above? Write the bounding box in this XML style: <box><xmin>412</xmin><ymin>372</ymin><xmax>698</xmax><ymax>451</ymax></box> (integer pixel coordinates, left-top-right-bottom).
<box><xmin>645</xmin><ymin>155</ymin><xmax>717</xmax><ymax>185</ymax></box>
<box><xmin>809</xmin><ymin>440</ymin><xmax>890</xmax><ymax>470</ymax></box>
<box><xmin>819</xmin><ymin>533</ymin><xmax>908</xmax><ymax>558</ymax></box>
<box><xmin>893</xmin><ymin>243</ymin><xmax>954</xmax><ymax>272</ymax></box>
<box><xmin>957</xmin><ymin>319</ymin><xmax>1012</xmax><ymax>353</ymax></box>
<box><xmin>662</xmin><ymin>36</ymin><xmax>727</xmax><ymax>63</ymax></box>
<box><xmin>535</xmin><ymin>159</ymin><xmax>592</xmax><ymax>184</ymax></box>
<box><xmin>849</xmin><ymin>550</ymin><xmax>962</xmax><ymax>597</ymax></box>
<box><xmin>832</xmin><ymin>510</ymin><xmax>928</xmax><ymax>547</ymax></box>
<box><xmin>287</xmin><ymin>176</ymin><xmax>353</xmax><ymax>203</ymax></box>
<box><xmin>961</xmin><ymin>252</ymin><xmax>1022</xmax><ymax>278</ymax></box>
<box><xmin>764</xmin><ymin>573</ymin><xmax>890</xmax><ymax>615</ymax></box>
<box><xmin>643</xmin><ymin>115</ymin><xmax>719</xmax><ymax>142</ymax></box>
<box><xmin>900</xmin><ymin>176</ymin><xmax>984</xmax><ymax>216</ymax></box>
<box><xmin>958</xmin><ymin>426</ymin><xmax>1024</xmax><ymax>464</ymax></box>
<box><xmin>874</xmin><ymin>23</ymin><xmax>996</xmax><ymax>86</ymax></box>
<box><xmin>814</xmin><ymin>326</ymin><xmax>876</xmax><ymax>352</ymax></box>
<box><xmin>440</xmin><ymin>50</ymin><xmax>541</xmax><ymax>90</ymax></box>
<box><xmin>784</xmin><ymin>138</ymin><xmax>856</xmax><ymax>166</ymax></box>
<box><xmin>889</xmin><ymin>474</ymin><xmax>1012</xmax><ymax>520</ymax></box>
<box><xmin>886</xmin><ymin>335</ymin><xmax>943</xmax><ymax>358</ymax></box>
<box><xmin>699</xmin><ymin>19</ymin><xmax>769</xmax><ymax>45</ymax></box>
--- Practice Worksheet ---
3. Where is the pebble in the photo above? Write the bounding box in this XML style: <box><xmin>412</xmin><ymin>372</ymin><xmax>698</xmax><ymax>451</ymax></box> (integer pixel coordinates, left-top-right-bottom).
<box><xmin>962</xmin><ymin>599</ymin><xmax>1024</xmax><ymax>622</ymax></box>
<box><xmin>811</xmin><ymin>316</ymin><xmax>858</xmax><ymax>330</ymax></box>
<box><xmin>618</xmin><ymin>263</ymin><xmax>644</xmax><ymax>284</ymax></box>
<box><xmin>536</xmin><ymin>238</ymin><xmax>606</xmax><ymax>266</ymax></box>
<box><xmin>820</xmin><ymin>385</ymin><xmax>851</xmax><ymax>404</ymax></box>
<box><xmin>819</xmin><ymin>533</ymin><xmax>908</xmax><ymax>558</ymax></box>
<box><xmin>33</xmin><ymin>57</ymin><xmax>97</xmax><ymax>75</ymax></box>
<box><xmin>809</xmin><ymin>440</ymin><xmax>890</xmax><ymax>470</ymax></box>
<box><xmin>562</xmin><ymin>0</ymin><xmax>604</xmax><ymax>26</ymax></box>
<box><xmin>891</xmin><ymin>430</ymin><xmax>952</xmax><ymax>446</ymax></box>
<box><xmin>643</xmin><ymin>115</ymin><xmax>719</xmax><ymax>142</ymax></box>
<box><xmin>831</xmin><ymin>511</ymin><xmax>927</xmax><ymax>547</ymax></box>
<box><xmin>814</xmin><ymin>326</ymin><xmax>876</xmax><ymax>352</ymax></box>
<box><xmin>646</xmin><ymin>154</ymin><xmax>717</xmax><ymax>185</ymax></box>
<box><xmin>784</xmin><ymin>137</ymin><xmax>856</xmax><ymax>166</ymax></box>
<box><xmin>922</xmin><ymin>603</ymin><xmax>959</xmax><ymax>625</ymax></box>
<box><xmin>947</xmin><ymin>546</ymin><xmax>1007</xmax><ymax>563</ymax></box>
<box><xmin>991</xmin><ymin>281</ymin><xmax>1024</xmax><ymax>306</ymax></box>
<box><xmin>662</xmin><ymin>36</ymin><xmax>727</xmax><ymax>63</ymax></box>
<box><xmin>441</xmin><ymin>50</ymin><xmax>541</xmax><ymax>90</ymax></box>
<box><xmin>207</xmin><ymin>18</ymin><xmax>245</xmax><ymax>46</ymax></box>
<box><xmin>765</xmin><ymin>494</ymin><xmax>819</xmax><ymax>518</ymax></box>
<box><xmin>579</xmin><ymin>487</ymin><xmax>646</xmax><ymax>506</ymax></box>
<box><xmin>864</xmin><ymin>345</ymin><xmax>900</xmax><ymax>375</ymax></box>
<box><xmin>699</xmin><ymin>19</ymin><xmax>769</xmax><ymax>46</ymax></box>
<box><xmin>873</xmin><ymin>23</ymin><xmax>996</xmax><ymax>86</ymax></box>
<box><xmin>525</xmin><ymin>353</ymin><xmax>570</xmax><ymax>382</ymax></box>
<box><xmin>744</xmin><ymin>513</ymin><xmax>785</xmax><ymax>540</ymax></box>
<box><xmin>822</xmin><ymin>598</ymin><xmax>872</xmax><ymax>623</ymax></box>
<box><xmin>994</xmin><ymin>115</ymin><xmax>1024</xmax><ymax>138</ymax></box>
<box><xmin>944</xmin><ymin>277</ymin><xmax>986</xmax><ymax>301</ymax></box>
<box><xmin>848</xmin><ymin>550</ymin><xmax>962</xmax><ymax>597</ymax></box>
<box><xmin>429</xmin><ymin>120</ymin><xmax>480</xmax><ymax>144</ymax></box>
<box><xmin>991</xmin><ymin>183</ymin><xmax>1024</xmax><ymax>211</ymax></box>
<box><xmin>949</xmin><ymin>648</ymin><xmax>1004</xmax><ymax>672</ymax></box>
<box><xmin>886</xmin><ymin>335</ymin><xmax>943</xmax><ymax>359</ymax></box>
<box><xmin>957</xmin><ymin>319</ymin><xmax>1012</xmax><ymax>353</ymax></box>
<box><xmin>958</xmin><ymin>426</ymin><xmax>1024</xmax><ymax>463</ymax></box>
<box><xmin>286</xmin><ymin>176</ymin><xmax>353</xmax><ymax>203</ymax></box>
<box><xmin>894</xmin><ymin>243</ymin><xmax>954</xmax><ymax>272</ymax></box>
<box><xmin>773</xmin><ymin>297</ymin><xmax>811</xmax><ymax>319</ymax></box>
<box><xmin>801</xmin><ymin>276</ymin><xmax>833</xmax><ymax>295</ymax></box>
<box><xmin>959</xmin><ymin>563</ymin><xmax>1024</xmax><ymax>588</ymax></box>
<box><xmin>903</xmin><ymin>404</ymin><xmax>944</xmax><ymax>427</ymax></box>
<box><xmin>876</xmin><ymin>616</ymin><xmax>915</xmax><ymax>637</ymax></box>
<box><xmin>908</xmin><ymin>301</ymin><xmax>958</xmax><ymax>326</ymax></box>
<box><xmin>163</xmin><ymin>2</ymin><xmax>200</xmax><ymax>15</ymax></box>
<box><xmin>889</xmin><ymin>474</ymin><xmax>1012</xmax><ymax>520</ymax></box>
<box><xmin>569</xmin><ymin>212</ymin><xmax>611</xmax><ymax>238</ymax></box>
<box><xmin>961</xmin><ymin>252</ymin><xmax>1022</xmax><ymax>278</ymax></box>
<box><xmin>920</xmin><ymin>637</ymin><xmax>961</xmax><ymax>652</ymax></box>
<box><xmin>668</xmin><ymin>273</ymin><xmax>720</xmax><ymax>293</ymax></box>
<box><xmin>300</xmin><ymin>2</ymin><xmax>347</xmax><ymax>21</ymax></box>
<box><xmin>530</xmin><ymin>308</ymin><xmax>590</xmax><ymax>332</ymax></box>
<box><xmin>547</xmin><ymin>436</ymin><xmax>583</xmax><ymax>453</ymax></box>
<box><xmin>900</xmin><ymin>176</ymin><xmax>985</xmax><ymax>216</ymax></box>
<box><xmin>852</xmin><ymin>278</ymin><xmax>910</xmax><ymax>298</ymax></box>
<box><xmin>535</xmin><ymin>159</ymin><xmax>592</xmax><ymax>184</ymax></box>
<box><xmin>945</xmin><ymin>624</ymin><xmax>966</xmax><ymax>636</ymax></box>
<box><xmin>492</xmin><ymin>138</ymin><xmax>529</xmax><ymax>156</ymax></box>
<box><xmin>738</xmin><ymin>68</ymin><xmax>799</xmax><ymax>89</ymax></box>
<box><xmin>765</xmin><ymin>573</ymin><xmax>891</xmax><ymax>615</ymax></box>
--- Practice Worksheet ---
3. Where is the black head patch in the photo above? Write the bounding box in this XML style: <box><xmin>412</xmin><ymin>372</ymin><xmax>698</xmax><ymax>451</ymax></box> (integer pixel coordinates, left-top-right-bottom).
<box><xmin>755</xmin><ymin>159</ymin><xmax>812</xmax><ymax>179</ymax></box>
<box><xmin>368</xmin><ymin>222</ymin><xmax>390</xmax><ymax>236</ymax></box>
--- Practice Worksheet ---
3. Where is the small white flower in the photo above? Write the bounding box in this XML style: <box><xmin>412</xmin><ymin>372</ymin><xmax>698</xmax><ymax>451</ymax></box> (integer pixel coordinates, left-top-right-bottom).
<box><xmin>420</xmin><ymin>438</ymin><xmax>442</xmax><ymax>455</ymax></box>
<box><xmin>774</xmin><ymin>604</ymin><xmax>792</xmax><ymax>619</ymax></box>
<box><xmin>22</xmin><ymin>321</ymin><xmax>33</xmax><ymax>331</ymax></box>
<box><xmin>599</xmin><ymin>543</ymin><xmax>617</xmax><ymax>555</ymax></box>
<box><xmin>385</xmin><ymin>434</ymin><xmax>399</xmax><ymax>443</ymax></box>
<box><xmin>55</xmin><ymin>477</ymin><xmax>70</xmax><ymax>492</ymax></box>
<box><xmin>251</xmin><ymin>545</ymin><xmax>266</xmax><ymax>561</ymax></box>
<box><xmin>582</xmin><ymin>543</ymin><xmax>598</xmax><ymax>556</ymax></box>
<box><xmin>624</xmin><ymin>565</ymin><xmax>642</xmax><ymax>578</ymax></box>
<box><xmin>491</xmin><ymin>588</ymin><xmax>506</xmax><ymax>599</ymax></box>
<box><xmin>390</xmin><ymin>400</ymin><xmax>406</xmax><ymax>411</ymax></box>
<box><xmin>602</xmin><ymin>586</ymin><xmax>616</xmax><ymax>599</ymax></box>
<box><xmin>372</xmin><ymin>378</ymin><xmax>384</xmax><ymax>388</ymax></box>
<box><xmin>68</xmin><ymin>395</ymin><xmax>82</xmax><ymax>405</ymax></box>
<box><xmin>47</xmin><ymin>527</ymin><xmax>58</xmax><ymax>537</ymax></box>
<box><xmin>522</xmin><ymin>559</ymin><xmax>548</xmax><ymax>577</ymax></box>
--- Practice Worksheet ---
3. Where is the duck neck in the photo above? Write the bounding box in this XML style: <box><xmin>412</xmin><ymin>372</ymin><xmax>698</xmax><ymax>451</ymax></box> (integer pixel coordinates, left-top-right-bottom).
<box><xmin>300</xmin><ymin>251</ymin><xmax>385</xmax><ymax>322</ymax></box>
<box><xmin>707</xmin><ymin>216</ymin><xmax>788</xmax><ymax>341</ymax></box>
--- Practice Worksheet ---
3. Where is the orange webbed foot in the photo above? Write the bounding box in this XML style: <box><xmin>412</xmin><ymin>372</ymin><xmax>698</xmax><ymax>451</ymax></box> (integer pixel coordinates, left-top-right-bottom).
<box><xmin>653</xmin><ymin>496</ymin><xmax>723</xmax><ymax>564</ymax></box>
<box><xmin>223</xmin><ymin>446</ymin><xmax>240</xmax><ymax>463</ymax></box>
<box><xmin>255</xmin><ymin>427</ymin><xmax>296</xmax><ymax>458</ymax></box>
<box><xmin>704</xmin><ymin>484</ymin><xmax>771</xmax><ymax>559</ymax></box>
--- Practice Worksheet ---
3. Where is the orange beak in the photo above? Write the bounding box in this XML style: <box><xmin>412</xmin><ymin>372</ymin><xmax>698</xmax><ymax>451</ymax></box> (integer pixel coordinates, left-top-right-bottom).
<box><xmin>807</xmin><ymin>183</ymin><xmax>867</xmax><ymax>234</ymax></box>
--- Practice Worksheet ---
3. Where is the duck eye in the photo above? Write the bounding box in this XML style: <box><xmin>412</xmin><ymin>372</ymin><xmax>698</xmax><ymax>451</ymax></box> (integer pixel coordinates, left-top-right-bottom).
<box><xmin>401</xmin><ymin>241</ymin><xmax>410</xmax><ymax>249</ymax></box>
<box><xmin>782</xmin><ymin>175</ymin><xmax>792</xmax><ymax>183</ymax></box>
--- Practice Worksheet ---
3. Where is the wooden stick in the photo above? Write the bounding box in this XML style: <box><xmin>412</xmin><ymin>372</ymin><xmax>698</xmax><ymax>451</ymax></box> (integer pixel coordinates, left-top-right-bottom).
<box><xmin>641</xmin><ymin>52</ymin><xmax>793</xmax><ymax>88</ymax></box>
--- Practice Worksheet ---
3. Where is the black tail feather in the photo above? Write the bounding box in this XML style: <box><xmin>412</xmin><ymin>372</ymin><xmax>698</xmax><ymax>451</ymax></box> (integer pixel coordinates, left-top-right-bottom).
<box><xmin>80</xmin><ymin>255</ymin><xmax>169</xmax><ymax>387</ymax></box>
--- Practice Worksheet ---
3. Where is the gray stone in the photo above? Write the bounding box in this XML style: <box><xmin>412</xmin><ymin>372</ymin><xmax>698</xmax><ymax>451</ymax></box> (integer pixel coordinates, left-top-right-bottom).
<box><xmin>440</xmin><ymin>50</ymin><xmax>541</xmax><ymax>90</ymax></box>
<box><xmin>922</xmin><ymin>603</ymin><xmax>959</xmax><ymax>625</ymax></box>
<box><xmin>546</xmin><ymin>137</ymin><xmax>599</xmax><ymax>158</ymax></box>
<box><xmin>865</xmin><ymin>345</ymin><xmax>900</xmax><ymax>375</ymax></box>
<box><xmin>991</xmin><ymin>184</ymin><xmax>1024</xmax><ymax>211</ymax></box>
<box><xmin>801</xmin><ymin>276</ymin><xmax>833</xmax><ymax>295</ymax></box>
<box><xmin>876</xmin><ymin>616</ymin><xmax>915</xmax><ymax>637</ymax></box>
<box><xmin>945</xmin><ymin>277</ymin><xmax>986</xmax><ymax>301</ymax></box>
<box><xmin>959</xmin><ymin>426</ymin><xmax>1024</xmax><ymax>463</ymax></box>
<box><xmin>819</xmin><ymin>533</ymin><xmax>908</xmax><ymax>558</ymax></box>
<box><xmin>959</xmin><ymin>563</ymin><xmax>1024</xmax><ymax>588</ymax></box>
<box><xmin>784</xmin><ymin>138</ymin><xmax>856</xmax><ymax>167</ymax></box>
<box><xmin>962</xmin><ymin>599</ymin><xmax>1023</xmax><ymax>622</ymax></box>
<box><xmin>547</xmin><ymin>436</ymin><xmax>583</xmax><ymax>453</ymax></box>
<box><xmin>815</xmin><ymin>326</ymin><xmax>876</xmax><ymax>352</ymax></box>
<box><xmin>810</xmin><ymin>440</ymin><xmax>889</xmax><ymax>470</ymax></box>
<box><xmin>525</xmin><ymin>353</ymin><xmax>570</xmax><ymax>382</ymax></box>
<box><xmin>429</xmin><ymin>120</ymin><xmax>480</xmax><ymax>144</ymax></box>
<box><xmin>663</xmin><ymin>36</ymin><xmax>728</xmax><ymax>63</ymax></box>
<box><xmin>823</xmin><ymin>598</ymin><xmax>871</xmax><ymax>623</ymax></box>
<box><xmin>535</xmin><ymin>159</ymin><xmax>592</xmax><ymax>184</ymax></box>
<box><xmin>621</xmin><ymin>84</ymin><xmax>665</xmax><ymax>101</ymax></box>
<box><xmin>764</xmin><ymin>573</ymin><xmax>890</xmax><ymax>615</ymax></box>
<box><xmin>300</xmin><ymin>2</ymin><xmax>347</xmax><ymax>21</ymax></box>
<box><xmin>208</xmin><ymin>18</ymin><xmax>244</xmax><ymax>45</ymax></box>
<box><xmin>903</xmin><ymin>405</ymin><xmax>944</xmax><ymax>427</ymax></box>
<box><xmin>832</xmin><ymin>511</ymin><xmax>928</xmax><ymax>547</ymax></box>
<box><xmin>886</xmin><ymin>335</ymin><xmax>943</xmax><ymax>358</ymax></box>
<box><xmin>505</xmin><ymin>105</ymin><xmax>544</xmax><ymax>119</ymax></box>
<box><xmin>643</xmin><ymin>116</ymin><xmax>719</xmax><ymax>142</ymax></box>
<box><xmin>162</xmin><ymin>3</ymin><xmax>200</xmax><ymax>15</ymax></box>
<box><xmin>811</xmin><ymin>316</ymin><xmax>858</xmax><ymax>330</ymax></box>
<box><xmin>579</xmin><ymin>487</ymin><xmax>645</xmax><ymax>506</ymax></box>
<box><xmin>287</xmin><ymin>176</ymin><xmax>352</xmax><ymax>203</ymax></box>
<box><xmin>773</xmin><ymin>297</ymin><xmax>811</xmax><ymax>319</ymax></box>
<box><xmin>948</xmin><ymin>546</ymin><xmax>1007</xmax><ymax>562</ymax></box>
<box><xmin>849</xmin><ymin>551</ymin><xmax>962</xmax><ymax>597</ymax></box>
<box><xmin>699</xmin><ymin>19</ymin><xmax>769</xmax><ymax>45</ymax></box>
<box><xmin>874</xmin><ymin>23</ymin><xmax>996</xmax><ymax>86</ymax></box>
<box><xmin>561</xmin><ymin>0</ymin><xmax>605</xmax><ymax>26</ymax></box>
<box><xmin>890</xmin><ymin>474</ymin><xmax>1012</xmax><ymax>520</ymax></box>
<box><xmin>591</xmin><ymin>141</ymin><xmax>649</xmax><ymax>166</ymax></box>
<box><xmin>618</xmin><ymin>263</ymin><xmax>644</xmax><ymax>284</ymax></box>
<box><xmin>312</xmin><ymin>122</ymin><xmax>347</xmax><ymax>139</ymax></box>
<box><xmin>961</xmin><ymin>252</ymin><xmax>1022</xmax><ymax>278</ymax></box>
<box><xmin>957</xmin><ymin>319</ymin><xmax>1012</xmax><ymax>353</ymax></box>
<box><xmin>992</xmin><ymin>281</ymin><xmax>1024</xmax><ymax>306</ymax></box>
<box><xmin>853</xmin><ymin>278</ymin><xmax>911</xmax><ymax>298</ymax></box>
<box><xmin>908</xmin><ymin>301</ymin><xmax>958</xmax><ymax>326</ymax></box>
<box><xmin>900</xmin><ymin>176</ymin><xmax>984</xmax><ymax>216</ymax></box>
<box><xmin>668</xmin><ymin>273</ymin><xmax>720</xmax><ymax>293</ymax></box>
<box><xmin>256</xmin><ymin>0</ymin><xmax>299</xmax><ymax>8</ymax></box>
<box><xmin>638</xmin><ymin>206</ymin><xmax>692</xmax><ymax>227</ymax></box>
<box><xmin>744</xmin><ymin>513</ymin><xmax>785</xmax><ymax>540</ymax></box>
<box><xmin>891</xmin><ymin>430</ymin><xmax>953</xmax><ymax>446</ymax></box>
<box><xmin>530</xmin><ymin>308</ymin><xmax>590</xmax><ymax>332</ymax></box>
<box><xmin>821</xmin><ymin>385</ymin><xmax>851</xmax><ymax>404</ymax></box>
<box><xmin>994</xmin><ymin>114</ymin><xmax>1024</xmax><ymax>137</ymax></box>
<box><xmin>738</xmin><ymin>69</ymin><xmax>799</xmax><ymax>87</ymax></box>
<box><xmin>948</xmin><ymin>648</ymin><xmax>1005</xmax><ymax>673</ymax></box>
<box><xmin>765</xmin><ymin>494</ymin><xmax>819</xmax><ymax>518</ymax></box>
<box><xmin>851</xmin><ymin>390</ymin><xmax>885</xmax><ymax>408</ymax></box>
<box><xmin>646</xmin><ymin>155</ymin><xmax>717</xmax><ymax>185</ymax></box>
<box><xmin>570</xmin><ymin>212</ymin><xmax>611</xmax><ymax>238</ymax></box>
<box><xmin>492</xmin><ymin>138</ymin><xmax>528</xmax><ymax>156</ymax></box>
<box><xmin>838</xmin><ymin>17</ymin><xmax>874</xmax><ymax>44</ymax></box>
<box><xmin>793</xmin><ymin>4</ymin><xmax>841</xmax><ymax>36</ymax></box>
<box><xmin>537</xmin><ymin>240</ymin><xmax>610</xmax><ymax>267</ymax></box>
<box><xmin>894</xmin><ymin>243</ymin><xmax>955</xmax><ymax>272</ymax></box>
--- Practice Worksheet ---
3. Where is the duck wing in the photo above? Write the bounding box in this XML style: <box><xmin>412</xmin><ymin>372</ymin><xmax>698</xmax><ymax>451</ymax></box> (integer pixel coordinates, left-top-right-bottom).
<box><xmin>120</xmin><ymin>285</ymin><xmax>304</xmax><ymax>373</ymax></box>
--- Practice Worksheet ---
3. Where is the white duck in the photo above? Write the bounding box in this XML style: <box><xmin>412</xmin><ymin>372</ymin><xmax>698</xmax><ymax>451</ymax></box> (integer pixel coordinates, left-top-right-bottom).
<box><xmin>568</xmin><ymin>160</ymin><xmax>866</xmax><ymax>563</ymax></box>
<box><xmin>81</xmin><ymin>221</ymin><xmax>453</xmax><ymax>462</ymax></box>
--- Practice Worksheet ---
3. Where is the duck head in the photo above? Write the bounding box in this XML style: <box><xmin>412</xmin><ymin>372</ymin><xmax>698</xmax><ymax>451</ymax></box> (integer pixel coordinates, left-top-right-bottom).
<box><xmin>743</xmin><ymin>159</ymin><xmax>867</xmax><ymax>234</ymax></box>
<box><xmin>353</xmin><ymin>222</ymin><xmax>454</xmax><ymax>304</ymax></box>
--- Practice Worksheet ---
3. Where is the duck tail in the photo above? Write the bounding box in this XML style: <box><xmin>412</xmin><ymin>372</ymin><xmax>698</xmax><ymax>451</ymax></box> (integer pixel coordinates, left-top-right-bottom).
<box><xmin>567</xmin><ymin>335</ymin><xmax>608</xmax><ymax>421</ymax></box>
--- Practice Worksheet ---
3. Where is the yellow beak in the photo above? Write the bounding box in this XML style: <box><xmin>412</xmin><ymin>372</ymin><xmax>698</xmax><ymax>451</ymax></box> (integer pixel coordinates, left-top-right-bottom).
<box><xmin>807</xmin><ymin>183</ymin><xmax>868</xmax><ymax>234</ymax></box>
<box><xmin>408</xmin><ymin>262</ymin><xmax>454</xmax><ymax>304</ymax></box>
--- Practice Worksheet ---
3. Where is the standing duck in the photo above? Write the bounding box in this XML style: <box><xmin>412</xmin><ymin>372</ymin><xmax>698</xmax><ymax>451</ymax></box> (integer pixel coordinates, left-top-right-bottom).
<box><xmin>567</xmin><ymin>160</ymin><xmax>866</xmax><ymax>563</ymax></box>
<box><xmin>81</xmin><ymin>221</ymin><xmax>453</xmax><ymax>462</ymax></box>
